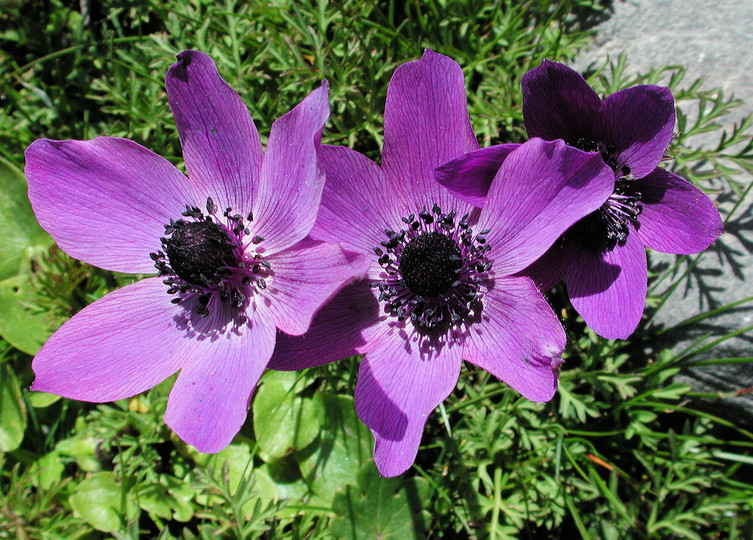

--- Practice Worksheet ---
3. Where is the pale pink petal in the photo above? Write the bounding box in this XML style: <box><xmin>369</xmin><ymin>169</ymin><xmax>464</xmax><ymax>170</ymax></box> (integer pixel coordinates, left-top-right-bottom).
<box><xmin>250</xmin><ymin>83</ymin><xmax>330</xmax><ymax>254</ymax></box>
<box><xmin>462</xmin><ymin>276</ymin><xmax>564</xmax><ymax>401</ymax></box>
<box><xmin>25</xmin><ymin>138</ymin><xmax>198</xmax><ymax>274</ymax></box>
<box><xmin>355</xmin><ymin>332</ymin><xmax>463</xmax><ymax>477</ymax></box>
<box><xmin>566</xmin><ymin>231</ymin><xmax>647</xmax><ymax>340</ymax></box>
<box><xmin>165</xmin><ymin>50</ymin><xmax>263</xmax><ymax>213</ymax></box>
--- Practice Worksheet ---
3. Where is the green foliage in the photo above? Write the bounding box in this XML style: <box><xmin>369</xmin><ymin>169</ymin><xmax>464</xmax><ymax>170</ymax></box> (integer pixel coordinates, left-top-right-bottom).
<box><xmin>2</xmin><ymin>0</ymin><xmax>753</xmax><ymax>538</ymax></box>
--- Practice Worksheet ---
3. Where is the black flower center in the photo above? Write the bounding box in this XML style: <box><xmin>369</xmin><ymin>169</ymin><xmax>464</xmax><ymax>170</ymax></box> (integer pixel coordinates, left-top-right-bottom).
<box><xmin>164</xmin><ymin>221</ymin><xmax>238</xmax><ymax>286</ymax></box>
<box><xmin>399</xmin><ymin>232</ymin><xmax>462</xmax><ymax>298</ymax></box>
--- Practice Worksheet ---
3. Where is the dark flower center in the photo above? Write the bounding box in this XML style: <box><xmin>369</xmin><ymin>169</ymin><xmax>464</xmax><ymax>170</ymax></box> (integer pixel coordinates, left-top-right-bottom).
<box><xmin>165</xmin><ymin>221</ymin><xmax>238</xmax><ymax>286</ymax></box>
<box><xmin>373</xmin><ymin>204</ymin><xmax>491</xmax><ymax>331</ymax></box>
<box><xmin>399</xmin><ymin>232</ymin><xmax>462</xmax><ymax>298</ymax></box>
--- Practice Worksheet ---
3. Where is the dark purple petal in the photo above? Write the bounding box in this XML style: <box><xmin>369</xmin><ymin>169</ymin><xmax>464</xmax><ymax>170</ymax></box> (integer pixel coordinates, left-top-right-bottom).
<box><xmin>355</xmin><ymin>332</ymin><xmax>463</xmax><ymax>477</ymax></box>
<box><xmin>165</xmin><ymin>309</ymin><xmax>276</xmax><ymax>453</ymax></box>
<box><xmin>25</xmin><ymin>137</ymin><xmax>198</xmax><ymax>274</ymax></box>
<box><xmin>166</xmin><ymin>50</ymin><xmax>263</xmax><ymax>213</ymax></box>
<box><xmin>519</xmin><ymin>241</ymin><xmax>568</xmax><ymax>292</ymax></box>
<box><xmin>434</xmin><ymin>144</ymin><xmax>520</xmax><ymax>208</ymax></box>
<box><xmin>522</xmin><ymin>60</ymin><xmax>602</xmax><ymax>143</ymax></box>
<box><xmin>479</xmin><ymin>138</ymin><xmax>614</xmax><ymax>276</ymax></box>
<box><xmin>250</xmin><ymin>83</ymin><xmax>330</xmax><ymax>254</ymax></box>
<box><xmin>31</xmin><ymin>278</ymin><xmax>190</xmax><ymax>400</ymax></box>
<box><xmin>462</xmin><ymin>276</ymin><xmax>564</xmax><ymax>401</ymax></box>
<box><xmin>268</xmin><ymin>280</ymin><xmax>381</xmax><ymax>370</ymax></box>
<box><xmin>629</xmin><ymin>168</ymin><xmax>723</xmax><ymax>254</ymax></box>
<box><xmin>566</xmin><ymin>231</ymin><xmax>647</xmax><ymax>340</ymax></box>
<box><xmin>262</xmin><ymin>239</ymin><xmax>370</xmax><ymax>336</ymax></box>
<box><xmin>382</xmin><ymin>48</ymin><xmax>479</xmax><ymax>210</ymax></box>
<box><xmin>595</xmin><ymin>85</ymin><xmax>675</xmax><ymax>179</ymax></box>
<box><xmin>310</xmin><ymin>145</ymin><xmax>405</xmax><ymax>256</ymax></box>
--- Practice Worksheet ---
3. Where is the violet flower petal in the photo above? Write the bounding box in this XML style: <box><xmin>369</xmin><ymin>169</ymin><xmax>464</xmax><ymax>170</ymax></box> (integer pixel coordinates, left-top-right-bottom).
<box><xmin>479</xmin><ymin>138</ymin><xmax>614</xmax><ymax>275</ymax></box>
<box><xmin>165</xmin><ymin>50</ymin><xmax>264</xmax><ymax>213</ymax></box>
<box><xmin>566</xmin><ymin>231</ymin><xmax>647</xmax><ymax>340</ymax></box>
<box><xmin>250</xmin><ymin>83</ymin><xmax>330</xmax><ymax>255</ymax></box>
<box><xmin>31</xmin><ymin>278</ymin><xmax>191</xmax><ymax>400</ymax></box>
<box><xmin>164</xmin><ymin>309</ymin><xmax>277</xmax><ymax>453</ymax></box>
<box><xmin>25</xmin><ymin>137</ymin><xmax>199</xmax><ymax>274</ymax></box>
<box><xmin>522</xmin><ymin>59</ymin><xmax>602</xmax><ymax>144</ymax></box>
<box><xmin>263</xmin><ymin>239</ymin><xmax>370</xmax><ymax>336</ymax></box>
<box><xmin>629</xmin><ymin>168</ymin><xmax>724</xmax><ymax>254</ymax></box>
<box><xmin>382</xmin><ymin>48</ymin><xmax>479</xmax><ymax>210</ymax></box>
<box><xmin>461</xmin><ymin>276</ymin><xmax>564</xmax><ymax>401</ymax></box>
<box><xmin>596</xmin><ymin>85</ymin><xmax>675</xmax><ymax>179</ymax></box>
<box><xmin>519</xmin><ymin>240</ymin><xmax>568</xmax><ymax>292</ymax></box>
<box><xmin>355</xmin><ymin>332</ymin><xmax>463</xmax><ymax>477</ymax></box>
<box><xmin>434</xmin><ymin>143</ymin><xmax>520</xmax><ymax>208</ymax></box>
<box><xmin>268</xmin><ymin>280</ymin><xmax>380</xmax><ymax>370</ymax></box>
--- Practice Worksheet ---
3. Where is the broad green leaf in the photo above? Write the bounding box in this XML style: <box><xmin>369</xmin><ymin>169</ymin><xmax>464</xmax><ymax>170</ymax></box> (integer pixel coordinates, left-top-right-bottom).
<box><xmin>0</xmin><ymin>156</ymin><xmax>52</xmax><ymax>281</ymax></box>
<box><xmin>0</xmin><ymin>363</ymin><xmax>27</xmax><ymax>451</ymax></box>
<box><xmin>70</xmin><ymin>472</ymin><xmax>132</xmax><ymax>532</ymax></box>
<box><xmin>30</xmin><ymin>450</ymin><xmax>65</xmax><ymax>489</ymax></box>
<box><xmin>0</xmin><ymin>275</ymin><xmax>65</xmax><ymax>355</ymax></box>
<box><xmin>28</xmin><ymin>391</ymin><xmax>61</xmax><ymax>408</ymax></box>
<box><xmin>254</xmin><ymin>456</ymin><xmax>309</xmax><ymax>503</ymax></box>
<box><xmin>331</xmin><ymin>464</ymin><xmax>431</xmax><ymax>539</ymax></box>
<box><xmin>253</xmin><ymin>380</ymin><xmax>323</xmax><ymax>461</ymax></box>
<box><xmin>132</xmin><ymin>482</ymin><xmax>176</xmax><ymax>520</ymax></box>
<box><xmin>296</xmin><ymin>394</ymin><xmax>373</xmax><ymax>505</ymax></box>
<box><xmin>56</xmin><ymin>436</ymin><xmax>101</xmax><ymax>472</ymax></box>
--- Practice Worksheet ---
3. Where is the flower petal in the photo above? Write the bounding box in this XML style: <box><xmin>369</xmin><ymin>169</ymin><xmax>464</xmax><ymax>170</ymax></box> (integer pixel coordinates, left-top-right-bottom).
<box><xmin>462</xmin><ymin>276</ymin><xmax>564</xmax><ymax>401</ymax></box>
<box><xmin>355</xmin><ymin>333</ymin><xmax>462</xmax><ymax>477</ymax></box>
<box><xmin>268</xmin><ymin>280</ymin><xmax>381</xmax><ymax>370</ymax></box>
<box><xmin>382</xmin><ymin>48</ymin><xmax>479</xmax><ymax>210</ymax></box>
<box><xmin>165</xmin><ymin>309</ymin><xmax>277</xmax><ymax>453</ymax></box>
<box><xmin>263</xmin><ymin>239</ymin><xmax>370</xmax><ymax>336</ymax></box>
<box><xmin>522</xmin><ymin>60</ymin><xmax>602</xmax><ymax>143</ymax></box>
<box><xmin>434</xmin><ymin>143</ymin><xmax>520</xmax><ymax>208</ymax></box>
<box><xmin>479</xmin><ymin>138</ymin><xmax>614</xmax><ymax>276</ymax></box>
<box><xmin>165</xmin><ymin>50</ymin><xmax>263</xmax><ymax>213</ymax></box>
<box><xmin>25</xmin><ymin>137</ymin><xmax>197</xmax><ymax>274</ymax></box>
<box><xmin>31</xmin><ymin>278</ymin><xmax>190</xmax><ymax>400</ymax></box>
<box><xmin>566</xmin><ymin>230</ymin><xmax>647</xmax><ymax>340</ymax></box>
<box><xmin>629</xmin><ymin>168</ymin><xmax>723</xmax><ymax>254</ymax></box>
<box><xmin>519</xmin><ymin>241</ymin><xmax>567</xmax><ymax>292</ymax></box>
<box><xmin>311</xmin><ymin>144</ymin><xmax>404</xmax><ymax>255</ymax></box>
<box><xmin>596</xmin><ymin>85</ymin><xmax>675</xmax><ymax>179</ymax></box>
<box><xmin>250</xmin><ymin>83</ymin><xmax>330</xmax><ymax>254</ymax></box>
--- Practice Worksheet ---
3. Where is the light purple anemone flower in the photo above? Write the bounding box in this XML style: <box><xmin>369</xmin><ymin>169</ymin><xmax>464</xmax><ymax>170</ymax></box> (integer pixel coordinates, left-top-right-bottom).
<box><xmin>269</xmin><ymin>49</ymin><xmax>615</xmax><ymax>476</ymax></box>
<box><xmin>439</xmin><ymin>60</ymin><xmax>724</xmax><ymax>339</ymax></box>
<box><xmin>25</xmin><ymin>50</ymin><xmax>367</xmax><ymax>452</ymax></box>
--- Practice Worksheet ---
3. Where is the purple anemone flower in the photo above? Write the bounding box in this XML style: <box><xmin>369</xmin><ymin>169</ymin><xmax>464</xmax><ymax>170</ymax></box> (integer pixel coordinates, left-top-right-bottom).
<box><xmin>25</xmin><ymin>50</ymin><xmax>367</xmax><ymax>452</ymax></box>
<box><xmin>438</xmin><ymin>60</ymin><xmax>724</xmax><ymax>339</ymax></box>
<box><xmin>269</xmin><ymin>49</ymin><xmax>615</xmax><ymax>476</ymax></box>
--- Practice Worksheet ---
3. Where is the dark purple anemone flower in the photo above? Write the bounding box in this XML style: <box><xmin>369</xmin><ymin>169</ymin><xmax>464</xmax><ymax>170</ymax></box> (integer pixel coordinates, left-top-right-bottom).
<box><xmin>25</xmin><ymin>50</ymin><xmax>367</xmax><ymax>452</ymax></box>
<box><xmin>269</xmin><ymin>49</ymin><xmax>615</xmax><ymax>476</ymax></box>
<box><xmin>438</xmin><ymin>60</ymin><xmax>723</xmax><ymax>339</ymax></box>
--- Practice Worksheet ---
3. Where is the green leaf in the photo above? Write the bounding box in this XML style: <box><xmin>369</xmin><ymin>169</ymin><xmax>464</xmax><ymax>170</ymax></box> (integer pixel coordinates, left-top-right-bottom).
<box><xmin>331</xmin><ymin>464</ymin><xmax>430</xmax><ymax>539</ymax></box>
<box><xmin>0</xmin><ymin>156</ymin><xmax>52</xmax><ymax>281</ymax></box>
<box><xmin>252</xmin><ymin>380</ymin><xmax>323</xmax><ymax>461</ymax></box>
<box><xmin>28</xmin><ymin>391</ymin><xmax>61</xmax><ymax>408</ymax></box>
<box><xmin>69</xmin><ymin>472</ymin><xmax>131</xmax><ymax>532</ymax></box>
<box><xmin>0</xmin><ymin>363</ymin><xmax>27</xmax><ymax>451</ymax></box>
<box><xmin>30</xmin><ymin>450</ymin><xmax>65</xmax><ymax>490</ymax></box>
<box><xmin>0</xmin><ymin>274</ymin><xmax>64</xmax><ymax>355</ymax></box>
<box><xmin>296</xmin><ymin>394</ymin><xmax>373</xmax><ymax>505</ymax></box>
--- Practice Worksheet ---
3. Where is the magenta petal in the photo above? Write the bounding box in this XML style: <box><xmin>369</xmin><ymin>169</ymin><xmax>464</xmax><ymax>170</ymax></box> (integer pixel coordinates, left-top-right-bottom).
<box><xmin>25</xmin><ymin>137</ymin><xmax>197</xmax><ymax>274</ymax></box>
<box><xmin>382</xmin><ymin>49</ymin><xmax>479</xmax><ymax>210</ymax></box>
<box><xmin>462</xmin><ymin>276</ymin><xmax>564</xmax><ymax>401</ymax></box>
<box><xmin>311</xmin><ymin>145</ymin><xmax>402</xmax><ymax>255</ymax></box>
<box><xmin>522</xmin><ymin>60</ymin><xmax>602</xmax><ymax>143</ymax></box>
<box><xmin>596</xmin><ymin>85</ymin><xmax>675</xmax><ymax>179</ymax></box>
<box><xmin>520</xmin><ymin>241</ymin><xmax>567</xmax><ymax>292</ymax></box>
<box><xmin>269</xmin><ymin>280</ymin><xmax>381</xmax><ymax>370</ymax></box>
<box><xmin>434</xmin><ymin>144</ymin><xmax>520</xmax><ymax>208</ymax></box>
<box><xmin>250</xmin><ymin>83</ymin><xmax>330</xmax><ymax>254</ymax></box>
<box><xmin>31</xmin><ymin>278</ymin><xmax>188</xmax><ymax>400</ymax></box>
<box><xmin>263</xmin><ymin>239</ymin><xmax>370</xmax><ymax>336</ymax></box>
<box><xmin>165</xmin><ymin>310</ymin><xmax>276</xmax><ymax>453</ymax></box>
<box><xmin>630</xmin><ymin>168</ymin><xmax>723</xmax><ymax>254</ymax></box>
<box><xmin>355</xmin><ymin>333</ymin><xmax>462</xmax><ymax>477</ymax></box>
<box><xmin>566</xmin><ymin>231</ymin><xmax>647</xmax><ymax>340</ymax></box>
<box><xmin>166</xmin><ymin>50</ymin><xmax>263</xmax><ymax>213</ymax></box>
<box><xmin>479</xmin><ymin>138</ymin><xmax>614</xmax><ymax>276</ymax></box>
